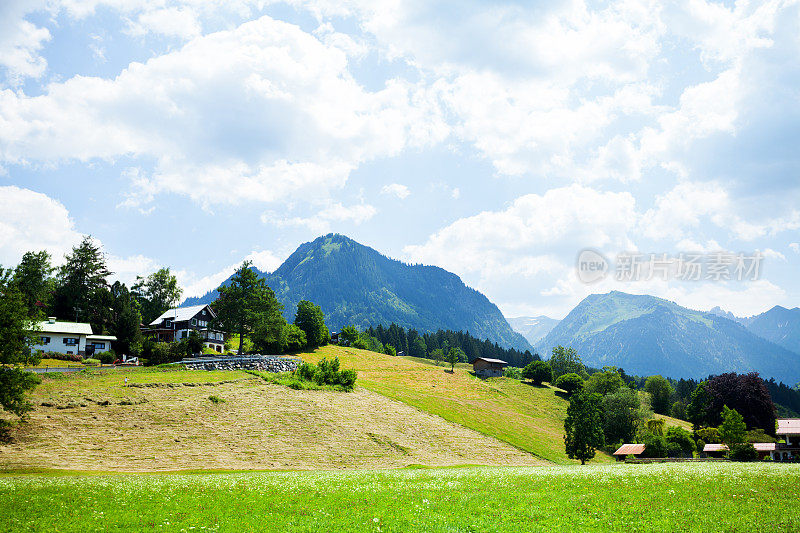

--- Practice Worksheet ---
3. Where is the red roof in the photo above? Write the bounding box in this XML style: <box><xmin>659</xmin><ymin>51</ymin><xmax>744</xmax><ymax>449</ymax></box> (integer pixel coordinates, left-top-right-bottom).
<box><xmin>777</xmin><ymin>418</ymin><xmax>800</xmax><ymax>435</ymax></box>
<box><xmin>613</xmin><ymin>443</ymin><xmax>645</xmax><ymax>455</ymax></box>
<box><xmin>703</xmin><ymin>444</ymin><xmax>729</xmax><ymax>452</ymax></box>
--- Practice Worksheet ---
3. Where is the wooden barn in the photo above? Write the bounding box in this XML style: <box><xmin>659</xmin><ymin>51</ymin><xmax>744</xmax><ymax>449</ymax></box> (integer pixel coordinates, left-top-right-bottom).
<box><xmin>471</xmin><ymin>357</ymin><xmax>508</xmax><ymax>377</ymax></box>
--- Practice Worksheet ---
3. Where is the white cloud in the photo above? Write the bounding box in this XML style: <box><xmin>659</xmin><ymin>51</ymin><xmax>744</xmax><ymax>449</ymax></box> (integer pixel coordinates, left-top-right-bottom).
<box><xmin>380</xmin><ymin>183</ymin><xmax>410</xmax><ymax>200</ymax></box>
<box><xmin>177</xmin><ymin>248</ymin><xmax>285</xmax><ymax>298</ymax></box>
<box><xmin>0</xmin><ymin>0</ymin><xmax>51</xmax><ymax>84</ymax></box>
<box><xmin>405</xmin><ymin>185</ymin><xmax>638</xmax><ymax>283</ymax></box>
<box><xmin>126</xmin><ymin>7</ymin><xmax>202</xmax><ymax>39</ymax></box>
<box><xmin>451</xmin><ymin>187</ymin><xmax>460</xmax><ymax>199</ymax></box>
<box><xmin>0</xmin><ymin>15</ymin><xmax>448</xmax><ymax>207</ymax></box>
<box><xmin>0</xmin><ymin>185</ymin><xmax>82</xmax><ymax>267</ymax></box>
<box><xmin>261</xmin><ymin>201</ymin><xmax>377</xmax><ymax>234</ymax></box>
<box><xmin>790</xmin><ymin>243</ymin><xmax>800</xmax><ymax>254</ymax></box>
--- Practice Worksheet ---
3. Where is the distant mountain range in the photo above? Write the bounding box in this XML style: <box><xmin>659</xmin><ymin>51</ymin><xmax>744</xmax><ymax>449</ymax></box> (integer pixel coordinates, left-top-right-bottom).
<box><xmin>507</xmin><ymin>316</ymin><xmax>560</xmax><ymax>346</ymax></box>
<box><xmin>537</xmin><ymin>291</ymin><xmax>800</xmax><ymax>384</ymax></box>
<box><xmin>709</xmin><ymin>305</ymin><xmax>800</xmax><ymax>356</ymax></box>
<box><xmin>184</xmin><ymin>234</ymin><xmax>532</xmax><ymax>351</ymax></box>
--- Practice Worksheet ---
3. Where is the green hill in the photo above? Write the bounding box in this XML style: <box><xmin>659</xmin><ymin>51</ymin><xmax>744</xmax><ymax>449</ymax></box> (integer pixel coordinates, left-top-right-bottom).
<box><xmin>185</xmin><ymin>234</ymin><xmax>531</xmax><ymax>351</ymax></box>
<box><xmin>538</xmin><ymin>291</ymin><xmax>800</xmax><ymax>383</ymax></box>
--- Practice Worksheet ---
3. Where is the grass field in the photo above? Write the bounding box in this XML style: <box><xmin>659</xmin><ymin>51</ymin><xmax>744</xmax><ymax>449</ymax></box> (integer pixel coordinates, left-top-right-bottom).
<box><xmin>0</xmin><ymin>365</ymin><xmax>540</xmax><ymax>471</ymax></box>
<box><xmin>307</xmin><ymin>346</ymin><xmax>609</xmax><ymax>463</ymax></box>
<box><xmin>1</xmin><ymin>462</ymin><xmax>797</xmax><ymax>532</ymax></box>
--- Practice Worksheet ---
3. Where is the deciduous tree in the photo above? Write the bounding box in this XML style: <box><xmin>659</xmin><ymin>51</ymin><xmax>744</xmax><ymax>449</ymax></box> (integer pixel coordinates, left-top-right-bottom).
<box><xmin>564</xmin><ymin>390</ymin><xmax>605</xmax><ymax>465</ymax></box>
<box><xmin>294</xmin><ymin>300</ymin><xmax>329</xmax><ymax>349</ymax></box>
<box><xmin>644</xmin><ymin>375</ymin><xmax>674</xmax><ymax>415</ymax></box>
<box><xmin>548</xmin><ymin>346</ymin><xmax>584</xmax><ymax>380</ymax></box>
<box><xmin>133</xmin><ymin>268</ymin><xmax>182</xmax><ymax>325</ymax></box>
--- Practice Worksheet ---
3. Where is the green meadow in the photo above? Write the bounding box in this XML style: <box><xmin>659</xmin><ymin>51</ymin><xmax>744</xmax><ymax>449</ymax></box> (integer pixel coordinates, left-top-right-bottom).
<box><xmin>2</xmin><ymin>463</ymin><xmax>798</xmax><ymax>532</ymax></box>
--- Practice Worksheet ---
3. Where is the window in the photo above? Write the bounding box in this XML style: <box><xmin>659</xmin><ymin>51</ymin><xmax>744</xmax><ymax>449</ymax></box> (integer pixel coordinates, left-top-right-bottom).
<box><xmin>40</xmin><ymin>336</ymin><xmax>50</xmax><ymax>345</ymax></box>
<box><xmin>93</xmin><ymin>342</ymin><xmax>105</xmax><ymax>350</ymax></box>
<box><xmin>165</xmin><ymin>320</ymin><xmax>173</xmax><ymax>328</ymax></box>
<box><xmin>63</xmin><ymin>337</ymin><xmax>79</xmax><ymax>346</ymax></box>
<box><xmin>181</xmin><ymin>331</ymin><xmax>187</xmax><ymax>339</ymax></box>
<box><xmin>191</xmin><ymin>318</ymin><xmax>197</xmax><ymax>326</ymax></box>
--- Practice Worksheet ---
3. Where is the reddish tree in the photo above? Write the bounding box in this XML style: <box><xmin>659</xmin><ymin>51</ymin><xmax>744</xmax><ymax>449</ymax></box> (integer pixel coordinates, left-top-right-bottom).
<box><xmin>706</xmin><ymin>372</ymin><xmax>776</xmax><ymax>435</ymax></box>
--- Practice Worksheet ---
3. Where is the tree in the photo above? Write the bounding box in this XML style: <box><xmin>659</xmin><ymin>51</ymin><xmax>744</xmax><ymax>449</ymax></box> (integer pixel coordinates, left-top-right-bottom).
<box><xmin>109</xmin><ymin>282</ymin><xmax>142</xmax><ymax>357</ymax></box>
<box><xmin>339</xmin><ymin>326</ymin><xmax>359</xmax><ymax>347</ymax></box>
<box><xmin>644</xmin><ymin>375</ymin><xmax>674</xmax><ymax>415</ymax></box>
<box><xmin>53</xmin><ymin>236</ymin><xmax>111</xmax><ymax>330</ymax></box>
<box><xmin>719</xmin><ymin>405</ymin><xmax>747</xmax><ymax>446</ymax></box>
<box><xmin>282</xmin><ymin>324</ymin><xmax>307</xmax><ymax>352</ymax></box>
<box><xmin>410</xmin><ymin>337</ymin><xmax>427</xmax><ymax>358</ymax></box>
<box><xmin>585</xmin><ymin>369</ymin><xmax>624</xmax><ymax>396</ymax></box>
<box><xmin>601</xmin><ymin>388</ymin><xmax>650</xmax><ymax>445</ymax></box>
<box><xmin>564</xmin><ymin>391</ymin><xmax>605</xmax><ymax>465</ymax></box>
<box><xmin>555</xmin><ymin>373</ymin><xmax>584</xmax><ymax>395</ymax></box>
<box><xmin>665</xmin><ymin>426</ymin><xmax>696</xmax><ymax>457</ymax></box>
<box><xmin>0</xmin><ymin>270</ymin><xmax>42</xmax><ymax>436</ymax></box>
<box><xmin>729</xmin><ymin>443</ymin><xmax>758</xmax><ymax>462</ymax></box>
<box><xmin>214</xmin><ymin>261</ymin><xmax>283</xmax><ymax>355</ymax></box>
<box><xmin>430</xmin><ymin>348</ymin><xmax>444</xmax><ymax>366</ymax></box>
<box><xmin>670</xmin><ymin>401</ymin><xmax>687</xmax><ymax>421</ymax></box>
<box><xmin>687</xmin><ymin>381</ymin><xmax>713</xmax><ymax>430</ymax></box>
<box><xmin>384</xmin><ymin>344</ymin><xmax>396</xmax><ymax>356</ymax></box>
<box><xmin>187</xmin><ymin>330</ymin><xmax>204</xmax><ymax>354</ymax></box>
<box><xmin>522</xmin><ymin>360</ymin><xmax>552</xmax><ymax>385</ymax></box>
<box><xmin>133</xmin><ymin>268</ymin><xmax>182</xmax><ymax>325</ymax></box>
<box><xmin>294</xmin><ymin>300</ymin><xmax>329</xmax><ymax>349</ymax></box>
<box><xmin>12</xmin><ymin>251</ymin><xmax>53</xmax><ymax>318</ymax></box>
<box><xmin>447</xmin><ymin>347</ymin><xmax>465</xmax><ymax>372</ymax></box>
<box><xmin>548</xmin><ymin>346</ymin><xmax>584</xmax><ymax>380</ymax></box>
<box><xmin>706</xmin><ymin>373</ymin><xmax>776</xmax><ymax>436</ymax></box>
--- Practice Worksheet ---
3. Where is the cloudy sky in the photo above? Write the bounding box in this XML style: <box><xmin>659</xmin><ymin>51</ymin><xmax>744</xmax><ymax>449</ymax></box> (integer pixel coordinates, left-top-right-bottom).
<box><xmin>1</xmin><ymin>0</ymin><xmax>799</xmax><ymax>319</ymax></box>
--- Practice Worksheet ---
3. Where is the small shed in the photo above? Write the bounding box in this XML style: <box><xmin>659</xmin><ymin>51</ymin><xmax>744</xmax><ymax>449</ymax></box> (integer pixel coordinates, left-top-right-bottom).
<box><xmin>753</xmin><ymin>442</ymin><xmax>776</xmax><ymax>460</ymax></box>
<box><xmin>613</xmin><ymin>443</ymin><xmax>646</xmax><ymax>460</ymax></box>
<box><xmin>703</xmin><ymin>443</ymin><xmax>729</xmax><ymax>457</ymax></box>
<box><xmin>471</xmin><ymin>357</ymin><xmax>508</xmax><ymax>377</ymax></box>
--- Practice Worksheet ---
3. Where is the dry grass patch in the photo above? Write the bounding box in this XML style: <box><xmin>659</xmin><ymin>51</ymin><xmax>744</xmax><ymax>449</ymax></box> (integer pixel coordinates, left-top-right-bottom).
<box><xmin>304</xmin><ymin>346</ymin><xmax>613</xmax><ymax>464</ymax></box>
<box><xmin>0</xmin><ymin>367</ymin><xmax>541</xmax><ymax>472</ymax></box>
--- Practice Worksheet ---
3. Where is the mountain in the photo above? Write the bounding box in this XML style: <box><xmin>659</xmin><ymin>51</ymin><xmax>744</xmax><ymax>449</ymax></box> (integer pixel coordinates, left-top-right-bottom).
<box><xmin>708</xmin><ymin>306</ymin><xmax>742</xmax><ymax>324</ymax></box>
<box><xmin>507</xmin><ymin>316</ymin><xmax>560</xmax><ymax>346</ymax></box>
<box><xmin>537</xmin><ymin>291</ymin><xmax>800</xmax><ymax>383</ymax></box>
<box><xmin>744</xmin><ymin>306</ymin><xmax>800</xmax><ymax>355</ymax></box>
<box><xmin>184</xmin><ymin>234</ymin><xmax>532</xmax><ymax>351</ymax></box>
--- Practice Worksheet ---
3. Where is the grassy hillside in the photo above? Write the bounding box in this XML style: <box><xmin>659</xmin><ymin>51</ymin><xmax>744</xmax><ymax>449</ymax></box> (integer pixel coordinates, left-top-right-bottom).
<box><xmin>0</xmin><ymin>366</ymin><xmax>540</xmax><ymax>472</ymax></box>
<box><xmin>2</xmin><ymin>463</ymin><xmax>798</xmax><ymax>532</ymax></box>
<box><xmin>305</xmin><ymin>345</ymin><xmax>612</xmax><ymax>464</ymax></box>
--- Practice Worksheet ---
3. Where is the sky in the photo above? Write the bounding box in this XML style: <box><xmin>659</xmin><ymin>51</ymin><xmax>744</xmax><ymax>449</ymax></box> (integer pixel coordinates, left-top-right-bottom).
<box><xmin>1</xmin><ymin>0</ymin><xmax>799</xmax><ymax>320</ymax></box>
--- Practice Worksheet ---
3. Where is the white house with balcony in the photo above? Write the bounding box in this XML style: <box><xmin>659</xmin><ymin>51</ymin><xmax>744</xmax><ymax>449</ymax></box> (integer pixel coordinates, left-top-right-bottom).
<box><xmin>32</xmin><ymin>317</ymin><xmax>116</xmax><ymax>356</ymax></box>
<box><xmin>143</xmin><ymin>304</ymin><xmax>225</xmax><ymax>353</ymax></box>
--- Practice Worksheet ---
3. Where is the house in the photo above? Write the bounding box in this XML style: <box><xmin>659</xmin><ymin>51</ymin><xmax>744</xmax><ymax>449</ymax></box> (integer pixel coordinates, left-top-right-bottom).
<box><xmin>471</xmin><ymin>357</ymin><xmax>508</xmax><ymax>377</ymax></box>
<box><xmin>772</xmin><ymin>418</ymin><xmax>800</xmax><ymax>462</ymax></box>
<box><xmin>613</xmin><ymin>443</ymin><xmax>646</xmax><ymax>460</ymax></box>
<box><xmin>143</xmin><ymin>304</ymin><xmax>225</xmax><ymax>353</ymax></box>
<box><xmin>31</xmin><ymin>317</ymin><xmax>117</xmax><ymax>356</ymax></box>
<box><xmin>702</xmin><ymin>443</ymin><xmax>728</xmax><ymax>458</ymax></box>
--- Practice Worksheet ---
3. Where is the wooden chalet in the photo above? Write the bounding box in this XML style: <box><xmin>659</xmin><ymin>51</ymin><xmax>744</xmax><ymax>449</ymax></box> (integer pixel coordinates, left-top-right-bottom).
<box><xmin>142</xmin><ymin>304</ymin><xmax>225</xmax><ymax>353</ymax></box>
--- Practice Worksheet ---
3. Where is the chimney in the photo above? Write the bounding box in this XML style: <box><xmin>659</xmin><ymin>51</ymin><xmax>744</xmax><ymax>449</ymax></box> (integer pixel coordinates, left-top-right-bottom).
<box><xmin>47</xmin><ymin>317</ymin><xmax>56</xmax><ymax>324</ymax></box>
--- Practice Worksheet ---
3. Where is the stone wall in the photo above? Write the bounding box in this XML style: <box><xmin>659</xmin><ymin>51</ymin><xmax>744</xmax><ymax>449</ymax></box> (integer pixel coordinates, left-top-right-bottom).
<box><xmin>181</xmin><ymin>356</ymin><xmax>300</xmax><ymax>373</ymax></box>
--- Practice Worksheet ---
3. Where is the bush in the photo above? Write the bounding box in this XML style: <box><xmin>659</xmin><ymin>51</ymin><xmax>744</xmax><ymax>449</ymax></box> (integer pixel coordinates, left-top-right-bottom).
<box><xmin>522</xmin><ymin>361</ymin><xmax>552</xmax><ymax>385</ymax></box>
<box><xmin>293</xmin><ymin>357</ymin><xmax>357</xmax><ymax>391</ymax></box>
<box><xmin>504</xmin><ymin>367</ymin><xmax>522</xmax><ymax>379</ymax></box>
<box><xmin>695</xmin><ymin>427</ymin><xmax>721</xmax><ymax>444</ymax></box>
<box><xmin>665</xmin><ymin>426</ymin><xmax>696</xmax><ymax>457</ymax></box>
<box><xmin>729</xmin><ymin>442</ymin><xmax>758</xmax><ymax>462</ymax></box>
<box><xmin>82</xmin><ymin>358</ymin><xmax>101</xmax><ymax>366</ymax></box>
<box><xmin>640</xmin><ymin>434</ymin><xmax>668</xmax><ymax>458</ymax></box>
<box><xmin>555</xmin><ymin>373</ymin><xmax>584</xmax><ymax>395</ymax></box>
<box><xmin>208</xmin><ymin>395</ymin><xmax>225</xmax><ymax>404</ymax></box>
<box><xmin>97</xmin><ymin>351</ymin><xmax>116</xmax><ymax>365</ymax></box>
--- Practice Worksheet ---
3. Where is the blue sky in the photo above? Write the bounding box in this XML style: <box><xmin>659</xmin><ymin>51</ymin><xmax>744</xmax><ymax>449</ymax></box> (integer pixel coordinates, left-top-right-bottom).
<box><xmin>1</xmin><ymin>0</ymin><xmax>799</xmax><ymax>319</ymax></box>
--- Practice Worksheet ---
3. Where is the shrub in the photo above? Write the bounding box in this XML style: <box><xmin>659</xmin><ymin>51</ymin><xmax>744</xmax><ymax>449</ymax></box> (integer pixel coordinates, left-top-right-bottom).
<box><xmin>665</xmin><ymin>426</ymin><xmax>696</xmax><ymax>457</ymax></box>
<box><xmin>208</xmin><ymin>395</ymin><xmax>225</xmax><ymax>404</ymax></box>
<box><xmin>296</xmin><ymin>362</ymin><xmax>317</xmax><ymax>382</ymax></box>
<box><xmin>729</xmin><ymin>442</ymin><xmax>758</xmax><ymax>462</ymax></box>
<box><xmin>82</xmin><ymin>358</ymin><xmax>101</xmax><ymax>366</ymax></box>
<box><xmin>97</xmin><ymin>351</ymin><xmax>116</xmax><ymax>365</ymax></box>
<box><xmin>522</xmin><ymin>361</ymin><xmax>552</xmax><ymax>385</ymax></box>
<box><xmin>504</xmin><ymin>367</ymin><xmax>522</xmax><ymax>379</ymax></box>
<box><xmin>42</xmin><ymin>351</ymin><xmax>81</xmax><ymax>362</ymax></box>
<box><xmin>337</xmin><ymin>369</ymin><xmax>357</xmax><ymax>390</ymax></box>
<box><xmin>555</xmin><ymin>373</ymin><xmax>584</xmax><ymax>395</ymax></box>
<box><xmin>640</xmin><ymin>434</ymin><xmax>668</xmax><ymax>458</ymax></box>
<box><xmin>695</xmin><ymin>427</ymin><xmax>721</xmax><ymax>444</ymax></box>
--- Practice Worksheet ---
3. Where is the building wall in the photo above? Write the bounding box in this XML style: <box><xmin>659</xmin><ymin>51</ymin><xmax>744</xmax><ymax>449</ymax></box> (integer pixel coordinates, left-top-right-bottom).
<box><xmin>33</xmin><ymin>333</ymin><xmax>87</xmax><ymax>355</ymax></box>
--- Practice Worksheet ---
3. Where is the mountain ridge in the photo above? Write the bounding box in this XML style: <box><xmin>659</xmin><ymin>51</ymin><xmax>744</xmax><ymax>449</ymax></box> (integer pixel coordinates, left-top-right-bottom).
<box><xmin>184</xmin><ymin>234</ymin><xmax>532</xmax><ymax>351</ymax></box>
<box><xmin>537</xmin><ymin>291</ymin><xmax>800</xmax><ymax>383</ymax></box>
